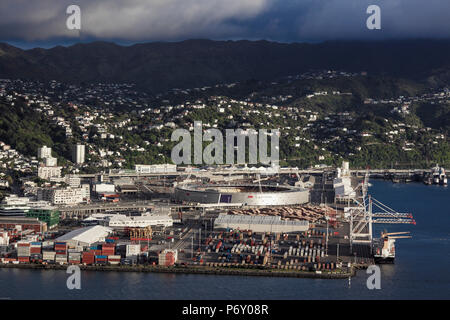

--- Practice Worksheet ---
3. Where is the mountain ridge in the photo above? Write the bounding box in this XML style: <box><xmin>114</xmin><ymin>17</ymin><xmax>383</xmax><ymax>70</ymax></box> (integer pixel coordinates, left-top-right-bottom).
<box><xmin>1</xmin><ymin>39</ymin><xmax>450</xmax><ymax>93</ymax></box>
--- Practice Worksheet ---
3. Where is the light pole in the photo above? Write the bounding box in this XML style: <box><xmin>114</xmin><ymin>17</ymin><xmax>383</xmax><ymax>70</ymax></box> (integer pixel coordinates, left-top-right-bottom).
<box><xmin>325</xmin><ymin>216</ymin><xmax>329</xmax><ymax>256</ymax></box>
<box><xmin>191</xmin><ymin>234</ymin><xmax>194</xmax><ymax>259</ymax></box>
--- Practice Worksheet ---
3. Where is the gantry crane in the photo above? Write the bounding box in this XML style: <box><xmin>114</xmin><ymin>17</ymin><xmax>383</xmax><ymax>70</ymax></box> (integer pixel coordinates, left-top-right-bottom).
<box><xmin>347</xmin><ymin>171</ymin><xmax>415</xmax><ymax>253</ymax></box>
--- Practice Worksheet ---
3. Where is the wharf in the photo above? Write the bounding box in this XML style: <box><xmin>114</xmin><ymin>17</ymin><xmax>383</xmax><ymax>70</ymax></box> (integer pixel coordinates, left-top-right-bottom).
<box><xmin>0</xmin><ymin>263</ymin><xmax>355</xmax><ymax>279</ymax></box>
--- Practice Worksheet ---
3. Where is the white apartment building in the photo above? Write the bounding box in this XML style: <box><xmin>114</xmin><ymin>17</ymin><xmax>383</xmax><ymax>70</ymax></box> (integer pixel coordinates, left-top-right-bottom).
<box><xmin>38</xmin><ymin>187</ymin><xmax>85</xmax><ymax>205</ymax></box>
<box><xmin>44</xmin><ymin>157</ymin><xmax>57</xmax><ymax>167</ymax></box>
<box><xmin>38</xmin><ymin>146</ymin><xmax>52</xmax><ymax>159</ymax></box>
<box><xmin>37</xmin><ymin>166</ymin><xmax>62</xmax><ymax>180</ymax></box>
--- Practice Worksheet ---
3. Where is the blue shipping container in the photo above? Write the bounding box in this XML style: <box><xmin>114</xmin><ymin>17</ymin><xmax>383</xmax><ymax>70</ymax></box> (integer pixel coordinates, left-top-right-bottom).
<box><xmin>95</xmin><ymin>255</ymin><xmax>107</xmax><ymax>259</ymax></box>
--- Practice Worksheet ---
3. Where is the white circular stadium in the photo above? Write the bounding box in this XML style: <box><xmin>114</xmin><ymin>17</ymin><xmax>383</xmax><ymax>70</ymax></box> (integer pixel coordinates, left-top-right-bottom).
<box><xmin>174</xmin><ymin>184</ymin><xmax>309</xmax><ymax>206</ymax></box>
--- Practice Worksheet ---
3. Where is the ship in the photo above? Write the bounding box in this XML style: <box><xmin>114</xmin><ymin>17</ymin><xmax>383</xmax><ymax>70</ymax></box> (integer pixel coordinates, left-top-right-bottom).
<box><xmin>424</xmin><ymin>165</ymin><xmax>447</xmax><ymax>186</ymax></box>
<box><xmin>439</xmin><ymin>167</ymin><xmax>447</xmax><ymax>185</ymax></box>
<box><xmin>432</xmin><ymin>164</ymin><xmax>441</xmax><ymax>184</ymax></box>
<box><xmin>373</xmin><ymin>231</ymin><xmax>411</xmax><ymax>264</ymax></box>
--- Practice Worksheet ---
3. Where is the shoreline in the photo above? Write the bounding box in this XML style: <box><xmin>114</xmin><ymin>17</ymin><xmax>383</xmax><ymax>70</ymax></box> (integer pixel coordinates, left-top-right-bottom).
<box><xmin>0</xmin><ymin>263</ymin><xmax>355</xmax><ymax>279</ymax></box>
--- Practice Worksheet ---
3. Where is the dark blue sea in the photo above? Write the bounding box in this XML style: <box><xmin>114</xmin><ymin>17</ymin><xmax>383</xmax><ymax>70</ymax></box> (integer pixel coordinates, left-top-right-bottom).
<box><xmin>1</xmin><ymin>181</ymin><xmax>449</xmax><ymax>299</ymax></box>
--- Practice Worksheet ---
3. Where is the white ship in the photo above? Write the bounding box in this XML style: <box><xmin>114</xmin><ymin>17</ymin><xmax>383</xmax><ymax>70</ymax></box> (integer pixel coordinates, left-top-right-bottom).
<box><xmin>432</xmin><ymin>165</ymin><xmax>441</xmax><ymax>184</ymax></box>
<box><xmin>425</xmin><ymin>165</ymin><xmax>447</xmax><ymax>186</ymax></box>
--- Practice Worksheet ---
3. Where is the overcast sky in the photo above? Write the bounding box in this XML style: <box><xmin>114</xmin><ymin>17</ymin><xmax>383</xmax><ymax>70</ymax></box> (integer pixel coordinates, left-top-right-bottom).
<box><xmin>2</xmin><ymin>0</ymin><xmax>450</xmax><ymax>48</ymax></box>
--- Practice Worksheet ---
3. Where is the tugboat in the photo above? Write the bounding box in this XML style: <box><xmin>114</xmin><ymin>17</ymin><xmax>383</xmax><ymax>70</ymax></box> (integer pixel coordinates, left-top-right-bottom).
<box><xmin>373</xmin><ymin>231</ymin><xmax>411</xmax><ymax>264</ymax></box>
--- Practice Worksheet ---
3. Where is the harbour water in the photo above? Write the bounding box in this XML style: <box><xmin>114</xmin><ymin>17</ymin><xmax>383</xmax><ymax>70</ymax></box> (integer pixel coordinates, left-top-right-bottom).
<box><xmin>0</xmin><ymin>180</ymin><xmax>449</xmax><ymax>299</ymax></box>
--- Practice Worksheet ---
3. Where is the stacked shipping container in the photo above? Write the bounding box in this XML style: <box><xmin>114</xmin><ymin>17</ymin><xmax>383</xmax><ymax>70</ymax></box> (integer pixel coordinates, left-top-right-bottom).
<box><xmin>158</xmin><ymin>249</ymin><xmax>177</xmax><ymax>266</ymax></box>
<box><xmin>101</xmin><ymin>243</ymin><xmax>115</xmax><ymax>256</ymax></box>
<box><xmin>54</xmin><ymin>242</ymin><xmax>67</xmax><ymax>264</ymax></box>
<box><xmin>17</xmin><ymin>242</ymin><xmax>31</xmax><ymax>259</ymax></box>
<box><xmin>68</xmin><ymin>252</ymin><xmax>81</xmax><ymax>264</ymax></box>
<box><xmin>108</xmin><ymin>255</ymin><xmax>121</xmax><ymax>265</ymax></box>
<box><xmin>43</xmin><ymin>251</ymin><xmax>56</xmax><ymax>262</ymax></box>
<box><xmin>82</xmin><ymin>252</ymin><xmax>95</xmax><ymax>265</ymax></box>
<box><xmin>95</xmin><ymin>255</ymin><xmax>107</xmax><ymax>264</ymax></box>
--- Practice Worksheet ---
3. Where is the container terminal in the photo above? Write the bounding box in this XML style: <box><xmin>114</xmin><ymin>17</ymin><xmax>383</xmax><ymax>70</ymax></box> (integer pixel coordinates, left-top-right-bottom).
<box><xmin>0</xmin><ymin>162</ymin><xmax>416</xmax><ymax>278</ymax></box>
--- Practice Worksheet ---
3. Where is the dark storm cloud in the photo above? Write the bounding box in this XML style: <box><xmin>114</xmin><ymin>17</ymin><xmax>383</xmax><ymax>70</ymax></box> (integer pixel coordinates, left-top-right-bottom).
<box><xmin>1</xmin><ymin>0</ymin><xmax>449</xmax><ymax>46</ymax></box>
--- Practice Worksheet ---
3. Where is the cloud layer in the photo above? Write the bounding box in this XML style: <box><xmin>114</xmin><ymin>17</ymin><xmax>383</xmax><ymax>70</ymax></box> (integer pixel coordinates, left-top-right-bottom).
<box><xmin>1</xmin><ymin>0</ymin><xmax>450</xmax><ymax>45</ymax></box>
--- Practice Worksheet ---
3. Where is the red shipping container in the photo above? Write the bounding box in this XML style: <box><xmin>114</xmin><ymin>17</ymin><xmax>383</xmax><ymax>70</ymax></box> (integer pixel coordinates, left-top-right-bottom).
<box><xmin>18</xmin><ymin>257</ymin><xmax>29</xmax><ymax>263</ymax></box>
<box><xmin>18</xmin><ymin>243</ymin><xmax>31</xmax><ymax>247</ymax></box>
<box><xmin>30</xmin><ymin>248</ymin><xmax>41</xmax><ymax>254</ymax></box>
<box><xmin>82</xmin><ymin>255</ymin><xmax>95</xmax><ymax>265</ymax></box>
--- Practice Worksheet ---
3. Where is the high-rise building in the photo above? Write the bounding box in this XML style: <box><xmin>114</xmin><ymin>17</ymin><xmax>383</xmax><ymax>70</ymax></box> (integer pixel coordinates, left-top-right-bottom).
<box><xmin>38</xmin><ymin>146</ymin><xmax>52</xmax><ymax>159</ymax></box>
<box><xmin>72</xmin><ymin>144</ymin><xmax>85</xmax><ymax>164</ymax></box>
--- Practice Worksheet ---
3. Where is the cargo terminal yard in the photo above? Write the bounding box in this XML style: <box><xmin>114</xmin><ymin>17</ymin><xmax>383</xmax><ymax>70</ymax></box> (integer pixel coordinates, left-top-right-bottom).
<box><xmin>0</xmin><ymin>162</ymin><xmax>415</xmax><ymax>278</ymax></box>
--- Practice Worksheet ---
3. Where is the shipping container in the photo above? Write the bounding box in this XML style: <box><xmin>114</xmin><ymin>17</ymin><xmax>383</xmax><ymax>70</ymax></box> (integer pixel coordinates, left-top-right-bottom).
<box><xmin>18</xmin><ymin>257</ymin><xmax>29</xmax><ymax>263</ymax></box>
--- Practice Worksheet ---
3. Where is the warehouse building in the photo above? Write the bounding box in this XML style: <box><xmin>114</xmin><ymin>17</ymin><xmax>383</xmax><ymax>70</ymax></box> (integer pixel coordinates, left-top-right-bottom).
<box><xmin>56</xmin><ymin>225</ymin><xmax>113</xmax><ymax>247</ymax></box>
<box><xmin>108</xmin><ymin>213</ymin><xmax>173</xmax><ymax>229</ymax></box>
<box><xmin>214</xmin><ymin>214</ymin><xmax>309</xmax><ymax>233</ymax></box>
<box><xmin>0</xmin><ymin>217</ymin><xmax>47</xmax><ymax>233</ymax></box>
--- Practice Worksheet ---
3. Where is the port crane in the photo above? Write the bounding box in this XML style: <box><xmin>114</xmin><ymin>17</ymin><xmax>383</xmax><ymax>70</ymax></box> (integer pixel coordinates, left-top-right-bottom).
<box><xmin>347</xmin><ymin>171</ymin><xmax>415</xmax><ymax>254</ymax></box>
<box><xmin>380</xmin><ymin>231</ymin><xmax>412</xmax><ymax>239</ymax></box>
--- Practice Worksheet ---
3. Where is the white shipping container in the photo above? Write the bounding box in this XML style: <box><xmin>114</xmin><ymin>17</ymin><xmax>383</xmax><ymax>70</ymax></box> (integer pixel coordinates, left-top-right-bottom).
<box><xmin>126</xmin><ymin>244</ymin><xmax>140</xmax><ymax>257</ymax></box>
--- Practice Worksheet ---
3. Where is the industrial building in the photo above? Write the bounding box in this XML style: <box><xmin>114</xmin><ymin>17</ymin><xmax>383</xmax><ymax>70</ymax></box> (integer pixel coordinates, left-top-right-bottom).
<box><xmin>25</xmin><ymin>208</ymin><xmax>60</xmax><ymax>228</ymax></box>
<box><xmin>0</xmin><ymin>217</ymin><xmax>47</xmax><ymax>233</ymax></box>
<box><xmin>0</xmin><ymin>195</ymin><xmax>52</xmax><ymax>217</ymax></box>
<box><xmin>214</xmin><ymin>213</ymin><xmax>309</xmax><ymax>233</ymax></box>
<box><xmin>56</xmin><ymin>225</ymin><xmax>113</xmax><ymax>247</ymax></box>
<box><xmin>81</xmin><ymin>212</ymin><xmax>173</xmax><ymax>229</ymax></box>
<box><xmin>93</xmin><ymin>182</ymin><xmax>115</xmax><ymax>194</ymax></box>
<box><xmin>175</xmin><ymin>184</ymin><xmax>309</xmax><ymax>206</ymax></box>
<box><xmin>108</xmin><ymin>213</ymin><xmax>173</xmax><ymax>229</ymax></box>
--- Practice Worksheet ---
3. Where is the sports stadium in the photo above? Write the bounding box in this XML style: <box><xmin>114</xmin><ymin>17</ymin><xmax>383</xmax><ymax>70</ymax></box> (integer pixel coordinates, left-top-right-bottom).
<box><xmin>174</xmin><ymin>184</ymin><xmax>309</xmax><ymax>206</ymax></box>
